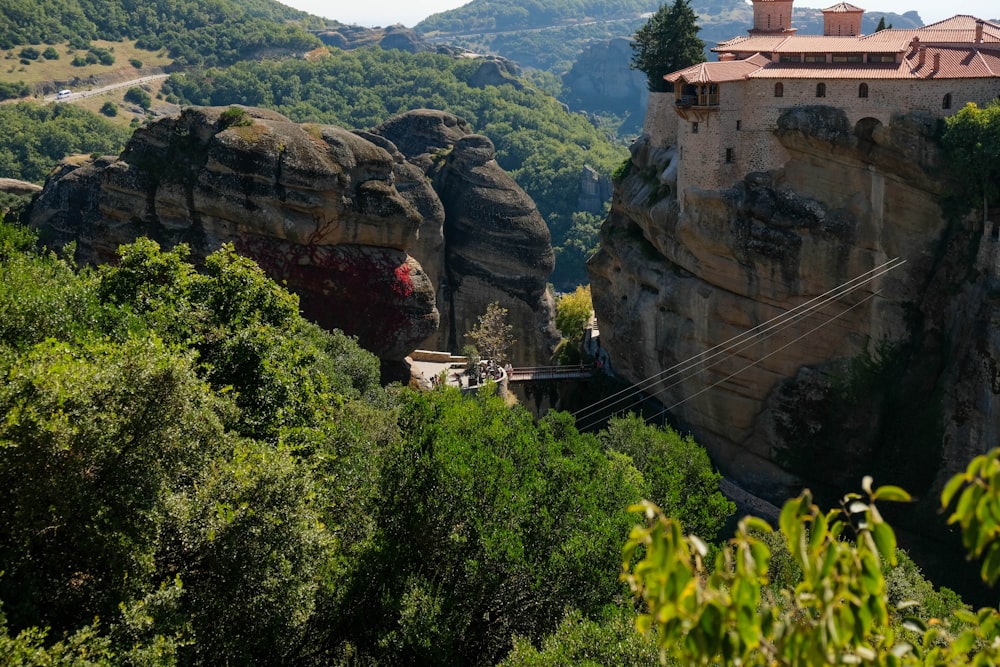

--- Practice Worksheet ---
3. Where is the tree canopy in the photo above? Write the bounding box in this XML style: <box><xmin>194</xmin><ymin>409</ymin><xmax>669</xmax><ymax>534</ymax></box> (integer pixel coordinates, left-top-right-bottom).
<box><xmin>622</xmin><ymin>458</ymin><xmax>999</xmax><ymax>665</ymax></box>
<box><xmin>942</xmin><ymin>99</ymin><xmax>1000</xmax><ymax>218</ymax></box>
<box><xmin>630</xmin><ymin>0</ymin><xmax>706</xmax><ymax>92</ymax></box>
<box><xmin>0</xmin><ymin>220</ymin><xmax>739</xmax><ymax>664</ymax></box>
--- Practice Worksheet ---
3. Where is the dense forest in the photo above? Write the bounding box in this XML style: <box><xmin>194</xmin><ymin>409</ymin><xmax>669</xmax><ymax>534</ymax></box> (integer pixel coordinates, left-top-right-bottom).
<box><xmin>0</xmin><ymin>219</ymin><xmax>734</xmax><ymax>664</ymax></box>
<box><xmin>0</xmin><ymin>102</ymin><xmax>131</xmax><ymax>183</ymax></box>
<box><xmin>0</xmin><ymin>219</ymin><xmax>987</xmax><ymax>664</ymax></box>
<box><xmin>0</xmin><ymin>0</ymin><xmax>322</xmax><ymax>66</ymax></box>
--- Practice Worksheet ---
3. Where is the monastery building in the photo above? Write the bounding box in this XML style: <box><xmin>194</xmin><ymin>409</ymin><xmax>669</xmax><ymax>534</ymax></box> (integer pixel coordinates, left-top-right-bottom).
<box><xmin>649</xmin><ymin>1</ymin><xmax>1000</xmax><ymax>211</ymax></box>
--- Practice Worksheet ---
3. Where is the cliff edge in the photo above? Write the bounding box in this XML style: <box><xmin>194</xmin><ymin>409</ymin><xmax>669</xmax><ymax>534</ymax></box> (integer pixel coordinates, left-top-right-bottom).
<box><xmin>590</xmin><ymin>105</ymin><xmax>999</xmax><ymax>529</ymax></box>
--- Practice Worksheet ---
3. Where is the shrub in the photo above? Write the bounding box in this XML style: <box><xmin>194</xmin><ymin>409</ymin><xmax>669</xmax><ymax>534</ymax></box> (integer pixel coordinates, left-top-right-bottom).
<box><xmin>124</xmin><ymin>86</ymin><xmax>151</xmax><ymax>109</ymax></box>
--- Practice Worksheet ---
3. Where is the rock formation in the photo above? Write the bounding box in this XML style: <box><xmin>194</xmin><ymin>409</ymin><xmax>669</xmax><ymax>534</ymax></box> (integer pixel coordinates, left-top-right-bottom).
<box><xmin>590</xmin><ymin>105</ymin><xmax>998</xmax><ymax>533</ymax></box>
<box><xmin>372</xmin><ymin>110</ymin><xmax>559</xmax><ymax>367</ymax></box>
<box><xmin>29</xmin><ymin>105</ymin><xmax>557</xmax><ymax>367</ymax></box>
<box><xmin>561</xmin><ymin>37</ymin><xmax>647</xmax><ymax>122</ymax></box>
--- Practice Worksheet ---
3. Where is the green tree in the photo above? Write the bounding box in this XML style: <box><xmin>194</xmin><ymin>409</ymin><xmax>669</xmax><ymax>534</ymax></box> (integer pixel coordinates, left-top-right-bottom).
<box><xmin>942</xmin><ymin>99</ymin><xmax>1000</xmax><ymax>221</ymax></box>
<box><xmin>333</xmin><ymin>389</ymin><xmax>644</xmax><ymax>664</ymax></box>
<box><xmin>630</xmin><ymin>0</ymin><xmax>706</xmax><ymax>93</ymax></box>
<box><xmin>622</xmin><ymin>451</ymin><xmax>1000</xmax><ymax>665</ymax></box>
<box><xmin>0</xmin><ymin>337</ymin><xmax>229</xmax><ymax>635</ymax></box>
<box><xmin>875</xmin><ymin>17</ymin><xmax>892</xmax><ymax>31</ymax></box>
<box><xmin>555</xmin><ymin>284</ymin><xmax>592</xmax><ymax>341</ymax></box>
<box><xmin>601</xmin><ymin>415</ymin><xmax>735</xmax><ymax>540</ymax></box>
<box><xmin>554</xmin><ymin>284</ymin><xmax>593</xmax><ymax>364</ymax></box>
<box><xmin>466</xmin><ymin>301</ymin><xmax>517</xmax><ymax>364</ymax></box>
<box><xmin>124</xmin><ymin>86</ymin><xmax>151</xmax><ymax>109</ymax></box>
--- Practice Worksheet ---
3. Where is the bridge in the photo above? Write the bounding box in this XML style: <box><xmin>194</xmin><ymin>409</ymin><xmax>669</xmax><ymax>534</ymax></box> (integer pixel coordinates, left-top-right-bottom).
<box><xmin>507</xmin><ymin>365</ymin><xmax>597</xmax><ymax>383</ymax></box>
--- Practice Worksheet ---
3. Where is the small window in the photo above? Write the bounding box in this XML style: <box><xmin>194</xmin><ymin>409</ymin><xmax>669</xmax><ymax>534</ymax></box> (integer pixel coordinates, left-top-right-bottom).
<box><xmin>736</xmin><ymin>120</ymin><xmax>742</xmax><ymax>131</ymax></box>
<box><xmin>780</xmin><ymin>54</ymin><xmax>802</xmax><ymax>63</ymax></box>
<box><xmin>691</xmin><ymin>121</ymin><xmax>699</xmax><ymax>134</ymax></box>
<box><xmin>858</xmin><ymin>83</ymin><xmax>869</xmax><ymax>98</ymax></box>
<box><xmin>832</xmin><ymin>54</ymin><xmax>863</xmax><ymax>63</ymax></box>
<box><xmin>804</xmin><ymin>54</ymin><xmax>826</xmax><ymax>63</ymax></box>
<box><xmin>868</xmin><ymin>54</ymin><xmax>896</xmax><ymax>63</ymax></box>
<box><xmin>816</xmin><ymin>82</ymin><xmax>826</xmax><ymax>98</ymax></box>
<box><xmin>774</xmin><ymin>82</ymin><xmax>784</xmax><ymax>98</ymax></box>
<box><xmin>725</xmin><ymin>148</ymin><xmax>734</xmax><ymax>163</ymax></box>
<box><xmin>943</xmin><ymin>93</ymin><xmax>952</xmax><ymax>109</ymax></box>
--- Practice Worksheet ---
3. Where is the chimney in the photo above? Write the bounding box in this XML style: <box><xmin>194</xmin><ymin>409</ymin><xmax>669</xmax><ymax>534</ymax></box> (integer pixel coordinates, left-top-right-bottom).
<box><xmin>933</xmin><ymin>52</ymin><xmax>940</xmax><ymax>72</ymax></box>
<box><xmin>976</xmin><ymin>19</ymin><xmax>984</xmax><ymax>44</ymax></box>
<box><xmin>918</xmin><ymin>46</ymin><xmax>926</xmax><ymax>67</ymax></box>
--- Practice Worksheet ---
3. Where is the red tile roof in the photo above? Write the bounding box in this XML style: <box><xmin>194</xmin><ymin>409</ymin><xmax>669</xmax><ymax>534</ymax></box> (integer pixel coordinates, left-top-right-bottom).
<box><xmin>692</xmin><ymin>13</ymin><xmax>1000</xmax><ymax>82</ymax></box>
<box><xmin>822</xmin><ymin>2</ymin><xmax>864</xmax><ymax>13</ymax></box>
<box><xmin>747</xmin><ymin>62</ymin><xmax>911</xmax><ymax>79</ymax></box>
<box><xmin>665</xmin><ymin>54</ymin><xmax>771</xmax><ymax>84</ymax></box>
<box><xmin>905</xmin><ymin>46</ymin><xmax>1000</xmax><ymax>79</ymax></box>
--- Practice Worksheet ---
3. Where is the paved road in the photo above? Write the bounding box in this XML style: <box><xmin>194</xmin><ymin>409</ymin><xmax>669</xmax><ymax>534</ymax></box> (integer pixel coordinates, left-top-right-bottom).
<box><xmin>44</xmin><ymin>73</ymin><xmax>169</xmax><ymax>103</ymax></box>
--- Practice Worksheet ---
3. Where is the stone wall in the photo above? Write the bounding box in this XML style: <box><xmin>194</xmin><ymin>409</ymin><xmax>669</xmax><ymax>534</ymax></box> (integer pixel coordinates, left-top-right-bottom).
<box><xmin>644</xmin><ymin>92</ymin><xmax>678</xmax><ymax>148</ymax></box>
<box><xmin>670</xmin><ymin>75</ymin><xmax>1000</xmax><ymax>208</ymax></box>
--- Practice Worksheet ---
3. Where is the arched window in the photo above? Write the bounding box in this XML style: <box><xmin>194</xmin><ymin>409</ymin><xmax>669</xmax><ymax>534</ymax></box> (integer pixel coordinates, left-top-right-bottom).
<box><xmin>943</xmin><ymin>93</ymin><xmax>952</xmax><ymax>109</ymax></box>
<box><xmin>816</xmin><ymin>82</ymin><xmax>826</xmax><ymax>98</ymax></box>
<box><xmin>774</xmin><ymin>82</ymin><xmax>784</xmax><ymax>98</ymax></box>
<box><xmin>858</xmin><ymin>82</ymin><xmax>869</xmax><ymax>98</ymax></box>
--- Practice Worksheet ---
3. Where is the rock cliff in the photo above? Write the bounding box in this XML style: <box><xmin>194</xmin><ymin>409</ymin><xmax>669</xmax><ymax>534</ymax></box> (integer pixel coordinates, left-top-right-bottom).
<box><xmin>29</xmin><ymin>106</ymin><xmax>556</xmax><ymax>366</ymax></box>
<box><xmin>372</xmin><ymin>110</ymin><xmax>559</xmax><ymax>367</ymax></box>
<box><xmin>590</xmin><ymin>105</ymin><xmax>998</xmax><ymax>530</ymax></box>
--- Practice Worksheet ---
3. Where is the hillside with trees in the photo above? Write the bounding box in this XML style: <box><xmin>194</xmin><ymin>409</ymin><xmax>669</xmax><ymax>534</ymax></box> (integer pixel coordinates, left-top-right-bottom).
<box><xmin>0</xmin><ymin>219</ymin><xmax>737</xmax><ymax>664</ymax></box>
<box><xmin>0</xmin><ymin>0</ymin><xmax>322</xmax><ymax>66</ymax></box>
<box><xmin>0</xmin><ymin>218</ymin><xmax>992</xmax><ymax>663</ymax></box>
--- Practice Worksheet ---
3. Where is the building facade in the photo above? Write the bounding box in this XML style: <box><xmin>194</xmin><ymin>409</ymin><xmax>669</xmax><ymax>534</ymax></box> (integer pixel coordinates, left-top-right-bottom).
<box><xmin>657</xmin><ymin>3</ymin><xmax>1000</xmax><ymax>211</ymax></box>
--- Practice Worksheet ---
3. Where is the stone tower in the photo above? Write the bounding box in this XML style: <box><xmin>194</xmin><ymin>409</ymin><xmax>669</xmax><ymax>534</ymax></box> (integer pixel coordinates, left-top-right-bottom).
<box><xmin>749</xmin><ymin>0</ymin><xmax>797</xmax><ymax>34</ymax></box>
<box><xmin>822</xmin><ymin>2</ymin><xmax>865</xmax><ymax>36</ymax></box>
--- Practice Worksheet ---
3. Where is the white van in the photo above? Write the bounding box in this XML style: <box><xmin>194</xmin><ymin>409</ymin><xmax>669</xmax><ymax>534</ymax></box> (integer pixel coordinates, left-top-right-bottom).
<box><xmin>56</xmin><ymin>89</ymin><xmax>71</xmax><ymax>101</ymax></box>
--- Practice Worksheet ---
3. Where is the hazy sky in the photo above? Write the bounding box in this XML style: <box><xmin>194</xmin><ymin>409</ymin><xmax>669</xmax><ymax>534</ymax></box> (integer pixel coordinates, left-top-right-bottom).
<box><xmin>286</xmin><ymin>0</ymin><xmax>996</xmax><ymax>28</ymax></box>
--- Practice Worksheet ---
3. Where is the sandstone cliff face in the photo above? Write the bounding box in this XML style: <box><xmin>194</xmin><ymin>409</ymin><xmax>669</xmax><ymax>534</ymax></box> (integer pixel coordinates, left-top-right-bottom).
<box><xmin>373</xmin><ymin>110</ymin><xmax>559</xmax><ymax>366</ymax></box>
<box><xmin>29</xmin><ymin>106</ymin><xmax>556</xmax><ymax>365</ymax></box>
<box><xmin>590</xmin><ymin>106</ymin><xmax>997</xmax><ymax>517</ymax></box>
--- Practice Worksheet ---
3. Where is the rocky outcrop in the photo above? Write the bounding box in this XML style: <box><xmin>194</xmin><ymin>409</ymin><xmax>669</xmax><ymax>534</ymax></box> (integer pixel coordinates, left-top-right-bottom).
<box><xmin>590</xmin><ymin>106</ymin><xmax>997</xmax><ymax>524</ymax></box>
<box><xmin>562</xmin><ymin>37</ymin><xmax>647</xmax><ymax>121</ymax></box>
<box><xmin>468</xmin><ymin>59</ymin><xmax>524</xmax><ymax>91</ymax></box>
<box><xmin>315</xmin><ymin>23</ymin><xmax>434</xmax><ymax>52</ymax></box>
<box><xmin>373</xmin><ymin>110</ymin><xmax>559</xmax><ymax>366</ymax></box>
<box><xmin>28</xmin><ymin>106</ymin><xmax>557</xmax><ymax>366</ymax></box>
<box><xmin>0</xmin><ymin>178</ymin><xmax>42</xmax><ymax>197</ymax></box>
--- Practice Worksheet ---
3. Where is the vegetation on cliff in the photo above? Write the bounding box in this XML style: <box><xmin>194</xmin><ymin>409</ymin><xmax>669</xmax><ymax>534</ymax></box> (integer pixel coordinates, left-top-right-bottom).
<box><xmin>942</xmin><ymin>99</ymin><xmax>1000</xmax><ymax>218</ymax></box>
<box><xmin>0</xmin><ymin>220</ymin><xmax>736</xmax><ymax>664</ymax></box>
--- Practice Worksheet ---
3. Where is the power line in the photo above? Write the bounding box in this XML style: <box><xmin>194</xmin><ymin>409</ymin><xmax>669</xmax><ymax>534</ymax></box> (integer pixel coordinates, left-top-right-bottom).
<box><xmin>645</xmin><ymin>289</ymin><xmax>881</xmax><ymax>423</ymax></box>
<box><xmin>572</xmin><ymin>258</ymin><xmax>905</xmax><ymax>429</ymax></box>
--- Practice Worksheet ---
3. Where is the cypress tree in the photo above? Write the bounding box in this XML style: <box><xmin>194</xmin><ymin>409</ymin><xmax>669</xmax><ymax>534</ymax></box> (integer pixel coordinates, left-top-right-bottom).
<box><xmin>630</xmin><ymin>0</ymin><xmax>706</xmax><ymax>93</ymax></box>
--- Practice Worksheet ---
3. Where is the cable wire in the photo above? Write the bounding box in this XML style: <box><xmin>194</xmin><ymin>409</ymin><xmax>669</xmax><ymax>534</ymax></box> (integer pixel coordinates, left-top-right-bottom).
<box><xmin>572</xmin><ymin>257</ymin><xmax>905</xmax><ymax>428</ymax></box>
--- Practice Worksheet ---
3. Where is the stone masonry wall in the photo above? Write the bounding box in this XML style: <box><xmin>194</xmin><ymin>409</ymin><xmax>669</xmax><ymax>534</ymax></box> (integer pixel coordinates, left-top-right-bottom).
<box><xmin>671</xmin><ymin>75</ymin><xmax>1000</xmax><ymax>204</ymax></box>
